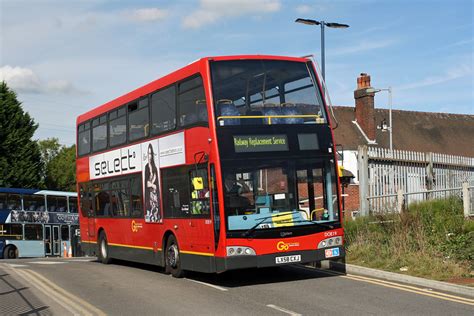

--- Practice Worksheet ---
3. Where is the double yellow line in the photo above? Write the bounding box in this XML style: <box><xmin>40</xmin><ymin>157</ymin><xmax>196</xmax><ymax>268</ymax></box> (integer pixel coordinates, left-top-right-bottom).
<box><xmin>4</xmin><ymin>264</ymin><xmax>105</xmax><ymax>315</ymax></box>
<box><xmin>304</xmin><ymin>266</ymin><xmax>474</xmax><ymax>306</ymax></box>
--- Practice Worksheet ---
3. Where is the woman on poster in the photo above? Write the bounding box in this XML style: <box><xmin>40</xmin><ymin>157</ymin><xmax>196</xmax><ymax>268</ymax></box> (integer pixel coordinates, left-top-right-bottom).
<box><xmin>145</xmin><ymin>144</ymin><xmax>161</xmax><ymax>222</ymax></box>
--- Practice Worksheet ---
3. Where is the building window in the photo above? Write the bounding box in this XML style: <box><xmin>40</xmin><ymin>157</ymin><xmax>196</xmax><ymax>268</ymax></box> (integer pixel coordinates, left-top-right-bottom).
<box><xmin>178</xmin><ymin>76</ymin><xmax>208</xmax><ymax>127</ymax></box>
<box><xmin>151</xmin><ymin>85</ymin><xmax>176</xmax><ymax>134</ymax></box>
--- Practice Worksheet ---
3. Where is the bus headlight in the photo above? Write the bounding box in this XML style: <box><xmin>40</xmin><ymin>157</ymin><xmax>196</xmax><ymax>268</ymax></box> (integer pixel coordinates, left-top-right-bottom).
<box><xmin>317</xmin><ymin>237</ymin><xmax>343</xmax><ymax>249</ymax></box>
<box><xmin>226</xmin><ymin>246</ymin><xmax>256</xmax><ymax>256</ymax></box>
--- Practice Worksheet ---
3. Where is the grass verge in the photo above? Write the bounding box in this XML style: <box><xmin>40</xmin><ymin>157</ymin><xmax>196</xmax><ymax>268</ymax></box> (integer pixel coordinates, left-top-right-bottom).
<box><xmin>344</xmin><ymin>198</ymin><xmax>473</xmax><ymax>284</ymax></box>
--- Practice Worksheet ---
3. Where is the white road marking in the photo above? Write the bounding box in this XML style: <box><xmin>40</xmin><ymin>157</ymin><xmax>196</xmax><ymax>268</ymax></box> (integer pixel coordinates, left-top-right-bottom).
<box><xmin>28</xmin><ymin>261</ymin><xmax>66</xmax><ymax>265</ymax></box>
<box><xmin>7</xmin><ymin>264</ymin><xmax>28</xmax><ymax>268</ymax></box>
<box><xmin>67</xmin><ymin>259</ymin><xmax>95</xmax><ymax>262</ymax></box>
<box><xmin>266</xmin><ymin>304</ymin><xmax>302</xmax><ymax>316</ymax></box>
<box><xmin>186</xmin><ymin>278</ymin><xmax>228</xmax><ymax>291</ymax></box>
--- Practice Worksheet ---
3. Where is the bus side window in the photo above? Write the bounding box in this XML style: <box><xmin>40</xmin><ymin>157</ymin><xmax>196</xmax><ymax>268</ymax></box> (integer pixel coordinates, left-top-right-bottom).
<box><xmin>78</xmin><ymin>122</ymin><xmax>91</xmax><ymax>156</ymax></box>
<box><xmin>178</xmin><ymin>76</ymin><xmax>208</xmax><ymax>127</ymax></box>
<box><xmin>79</xmin><ymin>183</ymin><xmax>92</xmax><ymax>217</ymax></box>
<box><xmin>151</xmin><ymin>85</ymin><xmax>176</xmax><ymax>135</ymax></box>
<box><xmin>162</xmin><ymin>166</ymin><xmax>190</xmax><ymax>218</ymax></box>
<box><xmin>0</xmin><ymin>192</ymin><xmax>7</xmax><ymax>209</ymax></box>
<box><xmin>130</xmin><ymin>176</ymin><xmax>143</xmax><ymax>218</ymax></box>
<box><xmin>24</xmin><ymin>224</ymin><xmax>43</xmax><ymax>240</ymax></box>
<box><xmin>189</xmin><ymin>168</ymin><xmax>210</xmax><ymax>217</ymax></box>
<box><xmin>128</xmin><ymin>99</ymin><xmax>150</xmax><ymax>142</ymax></box>
<box><xmin>69</xmin><ymin>197</ymin><xmax>78</xmax><ymax>213</ymax></box>
<box><xmin>61</xmin><ymin>225</ymin><xmax>69</xmax><ymax>241</ymax></box>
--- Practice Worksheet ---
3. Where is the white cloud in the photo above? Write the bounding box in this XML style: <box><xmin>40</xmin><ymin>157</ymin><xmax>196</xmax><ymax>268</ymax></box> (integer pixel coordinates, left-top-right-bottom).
<box><xmin>0</xmin><ymin>66</ymin><xmax>42</xmax><ymax>93</ymax></box>
<box><xmin>295</xmin><ymin>4</ymin><xmax>312</xmax><ymax>14</ymax></box>
<box><xmin>333</xmin><ymin>39</ymin><xmax>397</xmax><ymax>56</ymax></box>
<box><xmin>182</xmin><ymin>0</ymin><xmax>280</xmax><ymax>29</ymax></box>
<box><xmin>127</xmin><ymin>8</ymin><xmax>168</xmax><ymax>22</ymax></box>
<box><xmin>397</xmin><ymin>63</ymin><xmax>473</xmax><ymax>91</ymax></box>
<box><xmin>0</xmin><ymin>65</ymin><xmax>84</xmax><ymax>95</ymax></box>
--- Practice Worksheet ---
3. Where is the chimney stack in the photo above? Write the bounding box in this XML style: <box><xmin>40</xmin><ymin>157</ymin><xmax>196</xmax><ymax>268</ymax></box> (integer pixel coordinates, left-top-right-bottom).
<box><xmin>354</xmin><ymin>73</ymin><xmax>376</xmax><ymax>141</ymax></box>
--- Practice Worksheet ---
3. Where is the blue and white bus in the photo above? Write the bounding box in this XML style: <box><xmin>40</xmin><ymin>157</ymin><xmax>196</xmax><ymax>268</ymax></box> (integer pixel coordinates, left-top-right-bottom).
<box><xmin>0</xmin><ymin>188</ymin><xmax>79</xmax><ymax>259</ymax></box>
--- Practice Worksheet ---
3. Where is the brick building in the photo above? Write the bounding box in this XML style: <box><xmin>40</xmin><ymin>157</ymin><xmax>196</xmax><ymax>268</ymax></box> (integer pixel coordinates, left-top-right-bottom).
<box><xmin>331</xmin><ymin>73</ymin><xmax>474</xmax><ymax>214</ymax></box>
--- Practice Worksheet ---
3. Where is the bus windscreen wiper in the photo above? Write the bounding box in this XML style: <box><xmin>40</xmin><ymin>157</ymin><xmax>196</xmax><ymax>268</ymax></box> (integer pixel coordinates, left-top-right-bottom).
<box><xmin>291</xmin><ymin>220</ymin><xmax>334</xmax><ymax>230</ymax></box>
<box><xmin>241</xmin><ymin>210</ymin><xmax>307</xmax><ymax>237</ymax></box>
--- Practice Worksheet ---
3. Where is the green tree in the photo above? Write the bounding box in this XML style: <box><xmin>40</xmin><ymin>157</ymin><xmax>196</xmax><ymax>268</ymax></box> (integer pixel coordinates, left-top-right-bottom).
<box><xmin>45</xmin><ymin>144</ymin><xmax>76</xmax><ymax>191</ymax></box>
<box><xmin>38</xmin><ymin>138</ymin><xmax>61</xmax><ymax>184</ymax></box>
<box><xmin>0</xmin><ymin>81</ymin><xmax>43</xmax><ymax>188</ymax></box>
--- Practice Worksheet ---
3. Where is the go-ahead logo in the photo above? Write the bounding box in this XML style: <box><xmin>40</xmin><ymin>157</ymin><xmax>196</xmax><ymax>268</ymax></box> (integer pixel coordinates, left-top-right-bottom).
<box><xmin>276</xmin><ymin>241</ymin><xmax>300</xmax><ymax>251</ymax></box>
<box><xmin>131</xmin><ymin>220</ymin><xmax>143</xmax><ymax>233</ymax></box>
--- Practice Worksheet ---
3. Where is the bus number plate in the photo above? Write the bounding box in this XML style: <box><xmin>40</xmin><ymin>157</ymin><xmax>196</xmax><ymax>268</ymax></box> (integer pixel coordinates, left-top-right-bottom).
<box><xmin>275</xmin><ymin>255</ymin><xmax>301</xmax><ymax>264</ymax></box>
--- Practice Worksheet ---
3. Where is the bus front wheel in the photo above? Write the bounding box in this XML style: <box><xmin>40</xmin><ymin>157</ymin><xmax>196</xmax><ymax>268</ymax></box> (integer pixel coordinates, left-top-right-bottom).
<box><xmin>98</xmin><ymin>232</ymin><xmax>112</xmax><ymax>264</ymax></box>
<box><xmin>165</xmin><ymin>235</ymin><xmax>185</xmax><ymax>278</ymax></box>
<box><xmin>3</xmin><ymin>245</ymin><xmax>18</xmax><ymax>259</ymax></box>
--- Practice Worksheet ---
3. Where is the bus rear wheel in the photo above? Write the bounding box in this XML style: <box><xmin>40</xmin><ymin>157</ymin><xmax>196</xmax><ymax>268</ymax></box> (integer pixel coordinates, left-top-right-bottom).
<box><xmin>98</xmin><ymin>232</ymin><xmax>112</xmax><ymax>264</ymax></box>
<box><xmin>165</xmin><ymin>235</ymin><xmax>185</xmax><ymax>278</ymax></box>
<box><xmin>3</xmin><ymin>245</ymin><xmax>18</xmax><ymax>259</ymax></box>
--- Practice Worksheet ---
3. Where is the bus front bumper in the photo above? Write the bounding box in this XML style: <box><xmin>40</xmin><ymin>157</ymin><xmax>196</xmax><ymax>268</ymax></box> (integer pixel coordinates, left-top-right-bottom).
<box><xmin>215</xmin><ymin>246</ymin><xmax>345</xmax><ymax>272</ymax></box>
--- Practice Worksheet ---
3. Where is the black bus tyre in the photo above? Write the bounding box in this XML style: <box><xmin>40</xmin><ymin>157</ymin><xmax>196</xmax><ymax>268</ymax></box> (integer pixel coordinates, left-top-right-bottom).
<box><xmin>3</xmin><ymin>245</ymin><xmax>18</xmax><ymax>259</ymax></box>
<box><xmin>98</xmin><ymin>232</ymin><xmax>112</xmax><ymax>264</ymax></box>
<box><xmin>165</xmin><ymin>235</ymin><xmax>185</xmax><ymax>278</ymax></box>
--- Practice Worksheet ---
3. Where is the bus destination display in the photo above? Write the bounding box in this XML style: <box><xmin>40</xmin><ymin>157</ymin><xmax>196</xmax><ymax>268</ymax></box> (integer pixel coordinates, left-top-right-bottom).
<box><xmin>233</xmin><ymin>135</ymin><xmax>289</xmax><ymax>153</ymax></box>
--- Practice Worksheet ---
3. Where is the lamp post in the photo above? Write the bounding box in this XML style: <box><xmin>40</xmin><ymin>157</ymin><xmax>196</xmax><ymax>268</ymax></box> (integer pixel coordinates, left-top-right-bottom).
<box><xmin>295</xmin><ymin>18</ymin><xmax>349</xmax><ymax>80</ymax></box>
<box><xmin>367</xmin><ymin>87</ymin><xmax>393</xmax><ymax>151</ymax></box>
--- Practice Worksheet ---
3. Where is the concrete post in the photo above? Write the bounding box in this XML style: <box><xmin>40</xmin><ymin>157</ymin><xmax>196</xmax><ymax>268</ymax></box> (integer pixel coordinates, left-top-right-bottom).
<box><xmin>358</xmin><ymin>145</ymin><xmax>369</xmax><ymax>216</ymax></box>
<box><xmin>426</xmin><ymin>152</ymin><xmax>434</xmax><ymax>200</ymax></box>
<box><xmin>397</xmin><ymin>189</ymin><xmax>405</xmax><ymax>213</ymax></box>
<box><xmin>462</xmin><ymin>182</ymin><xmax>471</xmax><ymax>218</ymax></box>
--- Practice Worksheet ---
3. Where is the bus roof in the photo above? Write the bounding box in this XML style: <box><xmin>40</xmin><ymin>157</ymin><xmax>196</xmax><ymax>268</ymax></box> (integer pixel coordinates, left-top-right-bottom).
<box><xmin>0</xmin><ymin>187</ymin><xmax>77</xmax><ymax>197</ymax></box>
<box><xmin>76</xmin><ymin>54</ymin><xmax>310</xmax><ymax>125</ymax></box>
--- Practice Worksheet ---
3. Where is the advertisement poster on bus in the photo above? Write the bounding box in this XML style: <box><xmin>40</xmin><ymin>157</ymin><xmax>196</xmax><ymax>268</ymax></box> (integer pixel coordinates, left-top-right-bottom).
<box><xmin>6</xmin><ymin>210</ymin><xmax>79</xmax><ymax>224</ymax></box>
<box><xmin>142</xmin><ymin>140</ymin><xmax>161</xmax><ymax>223</ymax></box>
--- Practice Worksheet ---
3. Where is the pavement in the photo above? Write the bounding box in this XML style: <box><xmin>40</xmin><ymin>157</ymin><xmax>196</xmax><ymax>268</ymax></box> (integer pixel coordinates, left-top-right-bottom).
<box><xmin>319</xmin><ymin>260</ymin><xmax>474</xmax><ymax>298</ymax></box>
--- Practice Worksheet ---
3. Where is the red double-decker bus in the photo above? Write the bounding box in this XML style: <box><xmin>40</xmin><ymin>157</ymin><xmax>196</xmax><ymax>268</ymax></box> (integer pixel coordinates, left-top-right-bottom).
<box><xmin>76</xmin><ymin>55</ymin><xmax>344</xmax><ymax>277</ymax></box>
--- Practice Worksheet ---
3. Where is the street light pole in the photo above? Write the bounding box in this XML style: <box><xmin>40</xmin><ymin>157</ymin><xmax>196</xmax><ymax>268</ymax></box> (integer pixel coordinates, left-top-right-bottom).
<box><xmin>295</xmin><ymin>18</ymin><xmax>349</xmax><ymax>80</ymax></box>
<box><xmin>388</xmin><ymin>86</ymin><xmax>393</xmax><ymax>151</ymax></box>
<box><xmin>320</xmin><ymin>21</ymin><xmax>325</xmax><ymax>79</ymax></box>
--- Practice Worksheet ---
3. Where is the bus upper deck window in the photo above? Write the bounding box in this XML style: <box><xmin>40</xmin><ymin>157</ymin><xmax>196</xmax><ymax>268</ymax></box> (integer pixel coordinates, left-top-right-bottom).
<box><xmin>128</xmin><ymin>100</ymin><xmax>149</xmax><ymax>142</ymax></box>
<box><xmin>178</xmin><ymin>76</ymin><xmax>208</xmax><ymax>127</ymax></box>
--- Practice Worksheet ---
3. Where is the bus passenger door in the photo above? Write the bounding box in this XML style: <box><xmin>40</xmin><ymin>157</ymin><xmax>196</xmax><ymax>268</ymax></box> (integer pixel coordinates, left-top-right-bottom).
<box><xmin>87</xmin><ymin>212</ymin><xmax>96</xmax><ymax>239</ymax></box>
<box><xmin>188</xmin><ymin>166</ymin><xmax>214</xmax><ymax>255</ymax></box>
<box><xmin>44</xmin><ymin>225</ymin><xmax>52</xmax><ymax>256</ymax></box>
<box><xmin>52</xmin><ymin>225</ymin><xmax>61</xmax><ymax>256</ymax></box>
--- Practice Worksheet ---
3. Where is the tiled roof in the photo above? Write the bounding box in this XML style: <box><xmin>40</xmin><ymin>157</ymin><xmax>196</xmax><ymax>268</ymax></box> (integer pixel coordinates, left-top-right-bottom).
<box><xmin>331</xmin><ymin>106</ymin><xmax>474</xmax><ymax>157</ymax></box>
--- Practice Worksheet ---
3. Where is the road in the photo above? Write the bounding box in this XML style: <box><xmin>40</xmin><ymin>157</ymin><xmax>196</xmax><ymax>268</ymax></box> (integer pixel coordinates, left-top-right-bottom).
<box><xmin>1</xmin><ymin>257</ymin><xmax>473</xmax><ymax>315</ymax></box>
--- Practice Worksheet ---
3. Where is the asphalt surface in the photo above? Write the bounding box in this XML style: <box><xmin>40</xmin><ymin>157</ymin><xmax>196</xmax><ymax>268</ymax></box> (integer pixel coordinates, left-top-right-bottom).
<box><xmin>0</xmin><ymin>257</ymin><xmax>473</xmax><ymax>315</ymax></box>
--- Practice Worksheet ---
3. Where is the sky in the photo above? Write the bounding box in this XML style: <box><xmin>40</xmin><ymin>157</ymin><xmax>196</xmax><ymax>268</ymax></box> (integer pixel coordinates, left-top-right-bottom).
<box><xmin>1</xmin><ymin>0</ymin><xmax>473</xmax><ymax>146</ymax></box>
